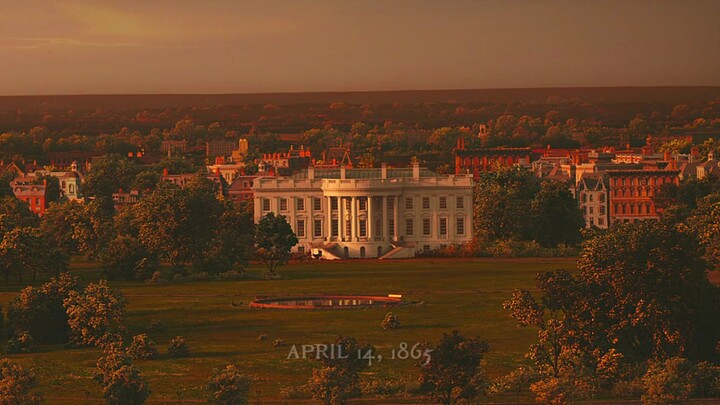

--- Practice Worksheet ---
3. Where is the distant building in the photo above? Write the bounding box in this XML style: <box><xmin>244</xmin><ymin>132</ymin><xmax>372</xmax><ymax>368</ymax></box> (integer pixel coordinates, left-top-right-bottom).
<box><xmin>161</xmin><ymin>140</ymin><xmax>188</xmax><ymax>156</ymax></box>
<box><xmin>11</xmin><ymin>177</ymin><xmax>49</xmax><ymax>216</ymax></box>
<box><xmin>112</xmin><ymin>189</ymin><xmax>142</xmax><ymax>210</ymax></box>
<box><xmin>258</xmin><ymin>145</ymin><xmax>312</xmax><ymax>176</ymax></box>
<box><xmin>576</xmin><ymin>174</ymin><xmax>610</xmax><ymax>229</ymax></box>
<box><xmin>206</xmin><ymin>140</ymin><xmax>237</xmax><ymax>159</ymax></box>
<box><xmin>207</xmin><ymin>156</ymin><xmax>244</xmax><ymax>184</ymax></box>
<box><xmin>454</xmin><ymin>138</ymin><xmax>531</xmax><ymax>179</ymax></box>
<box><xmin>253</xmin><ymin>162</ymin><xmax>473</xmax><ymax>259</ymax></box>
<box><xmin>228</xmin><ymin>175</ymin><xmax>260</xmax><ymax>204</ymax></box>
<box><xmin>607</xmin><ymin>169</ymin><xmax>679</xmax><ymax>224</ymax></box>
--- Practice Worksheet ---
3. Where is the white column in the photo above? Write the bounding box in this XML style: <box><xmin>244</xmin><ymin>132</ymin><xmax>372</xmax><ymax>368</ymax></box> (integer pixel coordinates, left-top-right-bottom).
<box><xmin>326</xmin><ymin>196</ymin><xmax>332</xmax><ymax>241</ymax></box>
<box><xmin>351</xmin><ymin>196</ymin><xmax>357</xmax><ymax>241</ymax></box>
<box><xmin>339</xmin><ymin>197</ymin><xmax>345</xmax><ymax>241</ymax></box>
<box><xmin>393</xmin><ymin>195</ymin><xmax>399</xmax><ymax>241</ymax></box>
<box><xmin>367</xmin><ymin>196</ymin><xmax>373</xmax><ymax>240</ymax></box>
<box><xmin>381</xmin><ymin>196</ymin><xmax>388</xmax><ymax>241</ymax></box>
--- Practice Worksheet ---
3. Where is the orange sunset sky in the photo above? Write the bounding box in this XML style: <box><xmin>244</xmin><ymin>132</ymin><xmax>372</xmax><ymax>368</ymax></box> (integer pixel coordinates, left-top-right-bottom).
<box><xmin>1</xmin><ymin>0</ymin><xmax>719</xmax><ymax>96</ymax></box>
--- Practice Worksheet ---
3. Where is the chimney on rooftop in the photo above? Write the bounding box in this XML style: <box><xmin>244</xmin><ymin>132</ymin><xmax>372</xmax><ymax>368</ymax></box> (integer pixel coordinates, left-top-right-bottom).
<box><xmin>340</xmin><ymin>166</ymin><xmax>346</xmax><ymax>179</ymax></box>
<box><xmin>308</xmin><ymin>165</ymin><xmax>315</xmax><ymax>179</ymax></box>
<box><xmin>412</xmin><ymin>160</ymin><xmax>420</xmax><ymax>180</ymax></box>
<box><xmin>381</xmin><ymin>163</ymin><xmax>387</xmax><ymax>179</ymax></box>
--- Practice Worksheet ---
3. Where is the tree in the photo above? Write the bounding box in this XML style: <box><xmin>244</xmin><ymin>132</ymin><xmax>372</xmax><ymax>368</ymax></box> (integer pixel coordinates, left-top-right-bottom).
<box><xmin>168</xmin><ymin>336</ymin><xmax>190</xmax><ymax>358</ymax></box>
<box><xmin>7</xmin><ymin>273</ymin><xmax>80</xmax><ymax>344</ymax></box>
<box><xmin>94</xmin><ymin>346</ymin><xmax>151</xmax><ymax>405</ymax></box>
<box><xmin>0</xmin><ymin>227</ymin><xmax>66</xmax><ymax>284</ymax></box>
<box><xmin>127</xmin><ymin>334</ymin><xmax>159</xmax><ymax>360</ymax></box>
<box><xmin>0</xmin><ymin>197</ymin><xmax>39</xmax><ymax>239</ymax></box>
<box><xmin>0</xmin><ymin>359</ymin><xmax>40</xmax><ymax>404</ymax></box>
<box><xmin>254</xmin><ymin>213</ymin><xmax>298</xmax><ymax>278</ymax></box>
<box><xmin>473</xmin><ymin>166</ymin><xmax>538</xmax><ymax>241</ymax></box>
<box><xmin>82</xmin><ymin>154</ymin><xmax>138</xmax><ymax>203</ymax></box>
<box><xmin>65</xmin><ymin>281</ymin><xmax>127</xmax><ymax>348</ymax></box>
<box><xmin>530</xmin><ymin>180</ymin><xmax>584</xmax><ymax>247</ymax></box>
<box><xmin>417</xmin><ymin>330</ymin><xmax>489</xmax><ymax>405</ymax></box>
<box><xmin>686</xmin><ymin>192</ymin><xmax>720</xmax><ymax>268</ymax></box>
<box><xmin>134</xmin><ymin>177</ymin><xmax>222</xmax><ymax>271</ymax></box>
<box><xmin>99</xmin><ymin>235</ymin><xmax>157</xmax><ymax>281</ymax></box>
<box><xmin>194</xmin><ymin>202</ymin><xmax>253</xmax><ymax>276</ymax></box>
<box><xmin>577</xmin><ymin>221</ymin><xmax>720</xmax><ymax>362</ymax></box>
<box><xmin>207</xmin><ymin>365</ymin><xmax>250</xmax><ymax>405</ymax></box>
<box><xmin>642</xmin><ymin>357</ymin><xmax>695</xmax><ymax>405</ymax></box>
<box><xmin>308</xmin><ymin>336</ymin><xmax>374</xmax><ymax>405</ymax></box>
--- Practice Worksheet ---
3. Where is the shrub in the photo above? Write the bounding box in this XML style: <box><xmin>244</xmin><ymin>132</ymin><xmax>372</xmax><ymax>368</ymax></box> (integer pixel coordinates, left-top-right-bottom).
<box><xmin>127</xmin><ymin>334</ymin><xmax>159</xmax><ymax>360</ymax></box>
<box><xmin>279</xmin><ymin>384</ymin><xmax>311</xmax><ymax>399</ymax></box>
<box><xmin>642</xmin><ymin>357</ymin><xmax>695</xmax><ymax>405</ymax></box>
<box><xmin>0</xmin><ymin>358</ymin><xmax>40</xmax><ymax>404</ymax></box>
<box><xmin>147</xmin><ymin>319</ymin><xmax>165</xmax><ymax>334</ymax></box>
<box><xmin>693</xmin><ymin>361</ymin><xmax>720</xmax><ymax>398</ymax></box>
<box><xmin>94</xmin><ymin>346</ymin><xmax>151</xmax><ymax>405</ymax></box>
<box><xmin>208</xmin><ymin>364</ymin><xmax>250</xmax><ymax>405</ymax></box>
<box><xmin>147</xmin><ymin>271</ymin><xmax>168</xmax><ymax>286</ymax></box>
<box><xmin>380</xmin><ymin>312</ymin><xmax>400</xmax><ymax>330</ymax></box>
<box><xmin>7</xmin><ymin>273</ymin><xmax>79</xmax><ymax>344</ymax></box>
<box><xmin>64</xmin><ymin>280</ymin><xmax>127</xmax><ymax>348</ymax></box>
<box><xmin>6</xmin><ymin>331</ymin><xmax>34</xmax><ymax>354</ymax></box>
<box><xmin>216</xmin><ymin>270</ymin><xmax>244</xmax><ymax>281</ymax></box>
<box><xmin>168</xmin><ymin>336</ymin><xmax>190</xmax><ymax>358</ymax></box>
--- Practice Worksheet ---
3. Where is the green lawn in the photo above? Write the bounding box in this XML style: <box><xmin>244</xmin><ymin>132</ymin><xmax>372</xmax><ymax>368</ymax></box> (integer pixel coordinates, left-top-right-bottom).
<box><xmin>0</xmin><ymin>258</ymin><xmax>577</xmax><ymax>404</ymax></box>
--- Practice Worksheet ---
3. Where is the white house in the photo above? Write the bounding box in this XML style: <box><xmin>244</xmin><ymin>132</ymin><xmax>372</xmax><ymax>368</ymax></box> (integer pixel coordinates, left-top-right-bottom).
<box><xmin>252</xmin><ymin>162</ymin><xmax>474</xmax><ymax>259</ymax></box>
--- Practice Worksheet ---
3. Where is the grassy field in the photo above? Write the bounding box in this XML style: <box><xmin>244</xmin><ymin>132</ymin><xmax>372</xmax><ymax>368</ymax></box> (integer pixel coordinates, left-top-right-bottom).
<box><xmin>0</xmin><ymin>258</ymin><xmax>578</xmax><ymax>404</ymax></box>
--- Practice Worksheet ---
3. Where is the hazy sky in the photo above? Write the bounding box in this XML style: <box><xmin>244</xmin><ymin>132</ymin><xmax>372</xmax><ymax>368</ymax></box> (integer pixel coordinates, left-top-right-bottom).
<box><xmin>1</xmin><ymin>0</ymin><xmax>719</xmax><ymax>95</ymax></box>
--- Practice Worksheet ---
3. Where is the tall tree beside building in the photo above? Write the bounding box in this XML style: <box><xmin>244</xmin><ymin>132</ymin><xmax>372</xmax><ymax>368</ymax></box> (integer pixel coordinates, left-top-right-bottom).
<box><xmin>254</xmin><ymin>212</ymin><xmax>298</xmax><ymax>278</ymax></box>
<box><xmin>530</xmin><ymin>180</ymin><xmax>584</xmax><ymax>247</ymax></box>
<box><xmin>82</xmin><ymin>154</ymin><xmax>138</xmax><ymax>209</ymax></box>
<box><xmin>473</xmin><ymin>167</ymin><xmax>538</xmax><ymax>241</ymax></box>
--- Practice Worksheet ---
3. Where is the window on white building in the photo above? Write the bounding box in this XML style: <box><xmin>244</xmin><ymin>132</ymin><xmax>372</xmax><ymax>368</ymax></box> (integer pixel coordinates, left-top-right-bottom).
<box><xmin>332</xmin><ymin>219</ymin><xmax>339</xmax><ymax>236</ymax></box>
<box><xmin>388</xmin><ymin>197</ymin><xmax>394</xmax><ymax>210</ymax></box>
<box><xmin>439</xmin><ymin>196</ymin><xmax>447</xmax><ymax>209</ymax></box>
<box><xmin>389</xmin><ymin>219</ymin><xmax>395</xmax><ymax>237</ymax></box>
<box><xmin>439</xmin><ymin>218</ymin><xmax>447</xmax><ymax>236</ymax></box>
<box><xmin>359</xmin><ymin>198</ymin><xmax>366</xmax><ymax>211</ymax></box>
<box><xmin>262</xmin><ymin>198</ymin><xmax>270</xmax><ymax>211</ymax></box>
<box><xmin>456</xmin><ymin>218</ymin><xmax>465</xmax><ymax>235</ymax></box>
<box><xmin>405</xmin><ymin>218</ymin><xmax>413</xmax><ymax>235</ymax></box>
<box><xmin>405</xmin><ymin>197</ymin><xmax>413</xmax><ymax>209</ymax></box>
<box><xmin>314</xmin><ymin>219</ymin><xmax>322</xmax><ymax>238</ymax></box>
<box><xmin>359</xmin><ymin>220</ymin><xmax>367</xmax><ymax>237</ymax></box>
<box><xmin>422</xmin><ymin>218</ymin><xmax>431</xmax><ymax>235</ymax></box>
<box><xmin>280</xmin><ymin>198</ymin><xmax>288</xmax><ymax>212</ymax></box>
<box><xmin>423</xmin><ymin>245</ymin><xmax>431</xmax><ymax>253</ymax></box>
<box><xmin>456</xmin><ymin>196</ymin><xmax>464</xmax><ymax>209</ymax></box>
<box><xmin>422</xmin><ymin>197</ymin><xmax>430</xmax><ymax>209</ymax></box>
<box><xmin>331</xmin><ymin>198</ymin><xmax>338</xmax><ymax>210</ymax></box>
<box><xmin>296</xmin><ymin>219</ymin><xmax>305</xmax><ymax>237</ymax></box>
<box><xmin>296</xmin><ymin>198</ymin><xmax>305</xmax><ymax>211</ymax></box>
<box><xmin>314</xmin><ymin>198</ymin><xmax>322</xmax><ymax>211</ymax></box>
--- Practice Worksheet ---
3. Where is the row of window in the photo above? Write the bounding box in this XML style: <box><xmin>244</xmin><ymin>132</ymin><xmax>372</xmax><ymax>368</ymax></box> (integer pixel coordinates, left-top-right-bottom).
<box><xmin>262</xmin><ymin>196</ymin><xmax>466</xmax><ymax>212</ymax></box>
<box><xmin>579</xmin><ymin>192</ymin><xmax>605</xmax><ymax>203</ymax></box>
<box><xmin>294</xmin><ymin>217</ymin><xmax>466</xmax><ymax>239</ymax></box>
<box><xmin>582</xmin><ymin>205</ymin><xmax>606</xmax><ymax>215</ymax></box>
<box><xmin>613</xmin><ymin>203</ymin><xmax>655</xmax><ymax>215</ymax></box>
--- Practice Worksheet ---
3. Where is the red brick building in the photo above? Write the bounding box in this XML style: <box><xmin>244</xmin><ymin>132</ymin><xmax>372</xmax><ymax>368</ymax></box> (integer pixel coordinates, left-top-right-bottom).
<box><xmin>607</xmin><ymin>169</ymin><xmax>679</xmax><ymax>224</ymax></box>
<box><xmin>11</xmin><ymin>177</ymin><xmax>49</xmax><ymax>216</ymax></box>
<box><xmin>454</xmin><ymin>138</ymin><xmax>531</xmax><ymax>179</ymax></box>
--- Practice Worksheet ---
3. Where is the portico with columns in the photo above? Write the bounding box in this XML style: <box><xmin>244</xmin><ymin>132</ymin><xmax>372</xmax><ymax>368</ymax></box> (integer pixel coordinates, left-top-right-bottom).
<box><xmin>253</xmin><ymin>162</ymin><xmax>473</xmax><ymax>259</ymax></box>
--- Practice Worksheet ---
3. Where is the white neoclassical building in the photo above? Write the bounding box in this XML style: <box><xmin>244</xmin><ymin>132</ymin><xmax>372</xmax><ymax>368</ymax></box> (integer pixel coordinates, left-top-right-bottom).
<box><xmin>252</xmin><ymin>163</ymin><xmax>473</xmax><ymax>259</ymax></box>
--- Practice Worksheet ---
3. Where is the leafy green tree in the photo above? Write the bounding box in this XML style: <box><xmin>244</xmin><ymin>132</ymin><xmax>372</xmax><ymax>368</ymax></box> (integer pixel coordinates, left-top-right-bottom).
<box><xmin>0</xmin><ymin>227</ymin><xmax>66</xmax><ymax>284</ymax></box>
<box><xmin>686</xmin><ymin>192</ymin><xmax>720</xmax><ymax>268</ymax></box>
<box><xmin>473</xmin><ymin>166</ymin><xmax>538</xmax><ymax>240</ymax></box>
<box><xmin>195</xmin><ymin>202</ymin><xmax>254</xmax><ymax>275</ymax></box>
<box><xmin>577</xmin><ymin>221</ymin><xmax>720</xmax><ymax>362</ymax></box>
<box><xmin>7</xmin><ymin>273</ymin><xmax>80</xmax><ymax>344</ymax></box>
<box><xmin>94</xmin><ymin>346</ymin><xmax>151</xmax><ymax>405</ymax></box>
<box><xmin>530</xmin><ymin>180</ymin><xmax>584</xmax><ymax>247</ymax></box>
<box><xmin>65</xmin><ymin>281</ymin><xmax>127</xmax><ymax>348</ymax></box>
<box><xmin>642</xmin><ymin>357</ymin><xmax>695</xmax><ymax>405</ymax></box>
<box><xmin>167</xmin><ymin>336</ymin><xmax>190</xmax><ymax>358</ymax></box>
<box><xmin>127</xmin><ymin>334</ymin><xmax>159</xmax><ymax>360</ymax></box>
<box><xmin>0</xmin><ymin>358</ymin><xmax>40</xmax><ymax>404</ymax></box>
<box><xmin>208</xmin><ymin>365</ymin><xmax>250</xmax><ymax>405</ymax></box>
<box><xmin>308</xmin><ymin>336</ymin><xmax>374</xmax><ymax>405</ymax></box>
<box><xmin>99</xmin><ymin>235</ymin><xmax>157</xmax><ymax>281</ymax></box>
<box><xmin>134</xmin><ymin>177</ymin><xmax>222</xmax><ymax>270</ymax></box>
<box><xmin>254</xmin><ymin>212</ymin><xmax>298</xmax><ymax>278</ymax></box>
<box><xmin>0</xmin><ymin>196</ymin><xmax>39</xmax><ymax>239</ymax></box>
<box><xmin>83</xmin><ymin>154</ymin><xmax>138</xmax><ymax>208</ymax></box>
<box><xmin>418</xmin><ymin>330</ymin><xmax>490</xmax><ymax>405</ymax></box>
